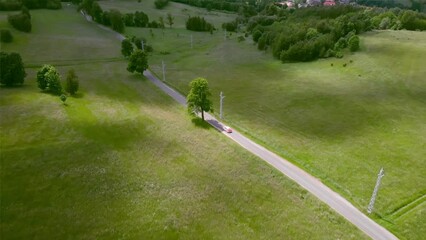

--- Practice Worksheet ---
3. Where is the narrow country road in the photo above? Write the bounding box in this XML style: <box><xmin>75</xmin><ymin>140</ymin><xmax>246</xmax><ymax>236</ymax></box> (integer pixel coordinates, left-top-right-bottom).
<box><xmin>82</xmin><ymin>11</ymin><xmax>399</xmax><ymax>240</ymax></box>
<box><xmin>144</xmin><ymin>72</ymin><xmax>398</xmax><ymax>240</ymax></box>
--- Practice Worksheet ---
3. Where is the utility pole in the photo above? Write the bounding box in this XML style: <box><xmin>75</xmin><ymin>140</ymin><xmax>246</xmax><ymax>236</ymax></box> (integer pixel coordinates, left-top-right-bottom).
<box><xmin>141</xmin><ymin>40</ymin><xmax>144</xmax><ymax>51</ymax></box>
<box><xmin>162</xmin><ymin>60</ymin><xmax>166</xmax><ymax>82</ymax></box>
<box><xmin>220</xmin><ymin>91</ymin><xmax>225</xmax><ymax>119</ymax></box>
<box><xmin>367</xmin><ymin>168</ymin><xmax>385</xmax><ymax>214</ymax></box>
<box><xmin>224</xmin><ymin>29</ymin><xmax>227</xmax><ymax>40</ymax></box>
<box><xmin>190</xmin><ymin>35</ymin><xmax>193</xmax><ymax>49</ymax></box>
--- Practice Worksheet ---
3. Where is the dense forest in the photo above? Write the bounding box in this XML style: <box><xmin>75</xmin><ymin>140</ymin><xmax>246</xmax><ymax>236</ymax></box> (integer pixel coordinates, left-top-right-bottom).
<box><xmin>229</xmin><ymin>4</ymin><xmax>426</xmax><ymax>62</ymax></box>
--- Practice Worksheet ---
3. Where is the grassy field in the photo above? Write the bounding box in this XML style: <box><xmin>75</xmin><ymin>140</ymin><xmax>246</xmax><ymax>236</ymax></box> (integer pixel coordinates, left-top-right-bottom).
<box><xmin>99</xmin><ymin>0</ymin><xmax>236</xmax><ymax>29</ymax></box>
<box><xmin>108</xmin><ymin>2</ymin><xmax>426</xmax><ymax>239</ymax></box>
<box><xmin>0</xmin><ymin>6</ymin><xmax>369</xmax><ymax>240</ymax></box>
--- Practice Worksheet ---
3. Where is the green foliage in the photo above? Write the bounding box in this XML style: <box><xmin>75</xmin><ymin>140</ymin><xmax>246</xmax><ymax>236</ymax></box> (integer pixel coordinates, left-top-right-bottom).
<box><xmin>186</xmin><ymin>16</ymin><xmax>214</xmax><ymax>32</ymax></box>
<box><xmin>171</xmin><ymin>0</ymin><xmax>256</xmax><ymax>15</ymax></box>
<box><xmin>186</xmin><ymin>77</ymin><xmax>213</xmax><ymax>121</ymax></box>
<box><xmin>21</xmin><ymin>0</ymin><xmax>62</xmax><ymax>9</ymax></box>
<box><xmin>158</xmin><ymin>17</ymin><xmax>165</xmax><ymax>29</ymax></box>
<box><xmin>134</xmin><ymin>11</ymin><xmax>149</xmax><ymax>27</ymax></box>
<box><xmin>8</xmin><ymin>13</ymin><xmax>32</xmax><ymax>32</ymax></box>
<box><xmin>65</xmin><ymin>69</ymin><xmax>79</xmax><ymax>95</ymax></box>
<box><xmin>334</xmin><ymin>37</ymin><xmax>347</xmax><ymax>51</ymax></box>
<box><xmin>222</xmin><ymin>21</ymin><xmax>238</xmax><ymax>32</ymax></box>
<box><xmin>127</xmin><ymin>49</ymin><xmax>148</xmax><ymax>75</ymax></box>
<box><xmin>91</xmin><ymin>2</ymin><xmax>103</xmax><ymax>23</ymax></box>
<box><xmin>0</xmin><ymin>52</ymin><xmax>26</xmax><ymax>86</ymax></box>
<box><xmin>348</xmin><ymin>35</ymin><xmax>360</xmax><ymax>52</ymax></box>
<box><xmin>109</xmin><ymin>9</ymin><xmax>125</xmax><ymax>33</ymax></box>
<box><xmin>246</xmin><ymin>3</ymin><xmax>426</xmax><ymax>62</ymax></box>
<box><xmin>252</xmin><ymin>29</ymin><xmax>262</xmax><ymax>42</ymax></box>
<box><xmin>154</xmin><ymin>0</ymin><xmax>169</xmax><ymax>9</ymax></box>
<box><xmin>121</xmin><ymin>39</ymin><xmax>134</xmax><ymax>57</ymax></box>
<box><xmin>0</xmin><ymin>29</ymin><xmax>13</xmax><ymax>43</ymax></box>
<box><xmin>257</xmin><ymin>35</ymin><xmax>267</xmax><ymax>50</ymax></box>
<box><xmin>166</xmin><ymin>13</ymin><xmax>174</xmax><ymax>28</ymax></box>
<box><xmin>21</xmin><ymin>6</ymin><xmax>31</xmax><ymax>19</ymax></box>
<box><xmin>37</xmin><ymin>65</ymin><xmax>62</xmax><ymax>95</ymax></box>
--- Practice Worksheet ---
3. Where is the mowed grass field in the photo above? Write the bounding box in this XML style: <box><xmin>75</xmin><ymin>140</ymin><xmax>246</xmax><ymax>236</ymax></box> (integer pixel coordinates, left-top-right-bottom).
<box><xmin>0</xmin><ymin>6</ymin><xmax>368</xmax><ymax>240</ymax></box>
<box><xmin>103</xmin><ymin>2</ymin><xmax>426</xmax><ymax>239</ymax></box>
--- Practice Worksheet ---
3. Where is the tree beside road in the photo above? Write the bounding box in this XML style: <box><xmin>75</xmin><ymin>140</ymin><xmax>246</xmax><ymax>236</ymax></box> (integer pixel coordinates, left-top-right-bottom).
<box><xmin>187</xmin><ymin>77</ymin><xmax>213</xmax><ymax>121</ymax></box>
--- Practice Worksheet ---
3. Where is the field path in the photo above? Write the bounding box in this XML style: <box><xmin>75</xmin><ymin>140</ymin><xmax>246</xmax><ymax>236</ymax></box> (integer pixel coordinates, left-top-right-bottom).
<box><xmin>81</xmin><ymin>11</ymin><xmax>399</xmax><ymax>240</ymax></box>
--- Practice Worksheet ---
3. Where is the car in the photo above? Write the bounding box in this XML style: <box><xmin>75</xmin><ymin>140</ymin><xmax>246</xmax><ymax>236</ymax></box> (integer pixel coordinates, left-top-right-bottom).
<box><xmin>223</xmin><ymin>126</ymin><xmax>233</xmax><ymax>133</ymax></box>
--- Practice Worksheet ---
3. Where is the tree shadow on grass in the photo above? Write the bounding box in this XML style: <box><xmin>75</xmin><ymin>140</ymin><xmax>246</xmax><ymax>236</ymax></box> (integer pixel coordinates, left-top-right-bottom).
<box><xmin>191</xmin><ymin>117</ymin><xmax>212</xmax><ymax>130</ymax></box>
<box><xmin>70</xmin><ymin>92</ymin><xmax>84</xmax><ymax>98</ymax></box>
<box><xmin>0</xmin><ymin>84</ymin><xmax>27</xmax><ymax>89</ymax></box>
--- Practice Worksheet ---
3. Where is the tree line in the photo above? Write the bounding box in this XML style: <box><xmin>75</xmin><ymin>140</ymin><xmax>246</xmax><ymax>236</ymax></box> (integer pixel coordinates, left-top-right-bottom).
<box><xmin>242</xmin><ymin>4</ymin><xmax>426</xmax><ymax>62</ymax></box>
<box><xmin>79</xmin><ymin>0</ymin><xmax>175</xmax><ymax>33</ymax></box>
<box><xmin>186</xmin><ymin>16</ymin><xmax>214</xmax><ymax>32</ymax></box>
<box><xmin>0</xmin><ymin>0</ymin><xmax>61</xmax><ymax>10</ymax></box>
<box><xmin>171</xmin><ymin>0</ymin><xmax>258</xmax><ymax>16</ymax></box>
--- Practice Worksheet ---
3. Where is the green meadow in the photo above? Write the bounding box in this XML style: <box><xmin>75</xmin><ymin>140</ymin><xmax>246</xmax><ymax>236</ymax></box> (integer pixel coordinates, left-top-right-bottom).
<box><xmin>0</xmin><ymin>5</ymin><xmax>369</xmax><ymax>240</ymax></box>
<box><xmin>101</xmin><ymin>1</ymin><xmax>426</xmax><ymax>239</ymax></box>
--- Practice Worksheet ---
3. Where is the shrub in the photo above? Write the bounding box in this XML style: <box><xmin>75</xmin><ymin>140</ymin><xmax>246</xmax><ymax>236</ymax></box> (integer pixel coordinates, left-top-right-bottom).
<box><xmin>0</xmin><ymin>29</ymin><xmax>13</xmax><ymax>43</ymax></box>
<box><xmin>186</xmin><ymin>16</ymin><xmax>214</xmax><ymax>32</ymax></box>
<box><xmin>0</xmin><ymin>52</ymin><xmax>26</xmax><ymax>86</ymax></box>
<box><xmin>348</xmin><ymin>35</ymin><xmax>360</xmax><ymax>52</ymax></box>
<box><xmin>154</xmin><ymin>0</ymin><xmax>169</xmax><ymax>9</ymax></box>
<box><xmin>8</xmin><ymin>13</ymin><xmax>31</xmax><ymax>32</ymax></box>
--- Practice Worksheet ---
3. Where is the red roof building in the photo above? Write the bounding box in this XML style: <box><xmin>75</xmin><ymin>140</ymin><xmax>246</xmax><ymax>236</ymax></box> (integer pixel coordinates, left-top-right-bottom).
<box><xmin>324</xmin><ymin>0</ymin><xmax>336</xmax><ymax>6</ymax></box>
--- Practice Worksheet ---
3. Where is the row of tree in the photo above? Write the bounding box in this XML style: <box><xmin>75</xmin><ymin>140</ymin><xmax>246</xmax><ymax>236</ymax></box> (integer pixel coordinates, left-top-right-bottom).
<box><xmin>171</xmin><ymin>0</ymin><xmax>258</xmax><ymax>16</ymax></box>
<box><xmin>186</xmin><ymin>16</ymin><xmax>214</xmax><ymax>32</ymax></box>
<box><xmin>80</xmin><ymin>0</ymin><xmax>175</xmax><ymax>33</ymax></box>
<box><xmin>0</xmin><ymin>52</ymin><xmax>79</xmax><ymax>96</ymax></box>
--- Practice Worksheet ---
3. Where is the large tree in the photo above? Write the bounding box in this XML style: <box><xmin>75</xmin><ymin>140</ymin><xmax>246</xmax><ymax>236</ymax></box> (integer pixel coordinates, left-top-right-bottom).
<box><xmin>36</xmin><ymin>64</ymin><xmax>62</xmax><ymax>95</ymax></box>
<box><xmin>187</xmin><ymin>77</ymin><xmax>213</xmax><ymax>121</ymax></box>
<box><xmin>0</xmin><ymin>52</ymin><xmax>26</xmax><ymax>86</ymax></box>
<box><xmin>127</xmin><ymin>49</ymin><xmax>148</xmax><ymax>75</ymax></box>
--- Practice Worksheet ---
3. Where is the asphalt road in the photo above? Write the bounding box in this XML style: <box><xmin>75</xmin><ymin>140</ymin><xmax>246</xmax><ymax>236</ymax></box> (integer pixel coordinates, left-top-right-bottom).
<box><xmin>143</xmin><ymin>71</ymin><xmax>398</xmax><ymax>240</ymax></box>
<box><xmin>82</xmin><ymin>11</ymin><xmax>399</xmax><ymax>240</ymax></box>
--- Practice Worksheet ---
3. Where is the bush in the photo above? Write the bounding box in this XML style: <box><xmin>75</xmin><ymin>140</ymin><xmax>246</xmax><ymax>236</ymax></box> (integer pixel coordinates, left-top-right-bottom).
<box><xmin>0</xmin><ymin>29</ymin><xmax>13</xmax><ymax>43</ymax></box>
<box><xmin>348</xmin><ymin>35</ymin><xmax>360</xmax><ymax>52</ymax></box>
<box><xmin>0</xmin><ymin>52</ymin><xmax>26</xmax><ymax>86</ymax></box>
<box><xmin>8</xmin><ymin>13</ymin><xmax>32</xmax><ymax>32</ymax></box>
<box><xmin>154</xmin><ymin>0</ymin><xmax>169</xmax><ymax>9</ymax></box>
